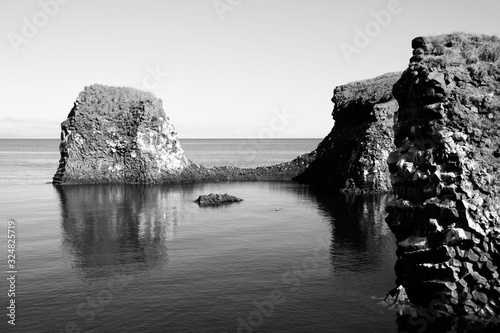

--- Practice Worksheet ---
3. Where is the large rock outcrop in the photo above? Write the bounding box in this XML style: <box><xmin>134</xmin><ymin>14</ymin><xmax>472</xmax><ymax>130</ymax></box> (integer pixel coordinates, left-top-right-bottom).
<box><xmin>53</xmin><ymin>79</ymin><xmax>399</xmax><ymax>187</ymax></box>
<box><xmin>293</xmin><ymin>72</ymin><xmax>401</xmax><ymax>193</ymax></box>
<box><xmin>385</xmin><ymin>33</ymin><xmax>500</xmax><ymax>318</ymax></box>
<box><xmin>52</xmin><ymin>85</ymin><xmax>191</xmax><ymax>184</ymax></box>
<box><xmin>52</xmin><ymin>84</ymin><xmax>316</xmax><ymax>184</ymax></box>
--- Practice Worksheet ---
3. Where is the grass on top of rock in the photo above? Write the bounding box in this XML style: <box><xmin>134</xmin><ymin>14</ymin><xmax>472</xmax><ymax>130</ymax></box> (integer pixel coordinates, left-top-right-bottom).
<box><xmin>422</xmin><ymin>32</ymin><xmax>500</xmax><ymax>79</ymax></box>
<box><xmin>71</xmin><ymin>84</ymin><xmax>165</xmax><ymax>121</ymax></box>
<box><xmin>427</xmin><ymin>32</ymin><xmax>500</xmax><ymax>62</ymax></box>
<box><xmin>77</xmin><ymin>84</ymin><xmax>159</xmax><ymax>111</ymax></box>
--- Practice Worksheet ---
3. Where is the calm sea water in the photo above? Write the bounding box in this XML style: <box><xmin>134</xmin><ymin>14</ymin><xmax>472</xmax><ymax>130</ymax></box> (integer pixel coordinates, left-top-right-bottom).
<box><xmin>0</xmin><ymin>139</ymin><xmax>320</xmax><ymax>185</ymax></box>
<box><xmin>0</xmin><ymin>139</ymin><xmax>476</xmax><ymax>332</ymax></box>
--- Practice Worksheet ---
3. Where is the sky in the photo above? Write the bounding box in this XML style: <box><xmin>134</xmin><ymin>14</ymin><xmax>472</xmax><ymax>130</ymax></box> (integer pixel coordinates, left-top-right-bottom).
<box><xmin>1</xmin><ymin>0</ymin><xmax>499</xmax><ymax>139</ymax></box>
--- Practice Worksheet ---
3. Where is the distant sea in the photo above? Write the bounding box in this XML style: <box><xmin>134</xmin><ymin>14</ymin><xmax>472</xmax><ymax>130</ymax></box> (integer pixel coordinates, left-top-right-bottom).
<box><xmin>0</xmin><ymin>139</ymin><xmax>470</xmax><ymax>332</ymax></box>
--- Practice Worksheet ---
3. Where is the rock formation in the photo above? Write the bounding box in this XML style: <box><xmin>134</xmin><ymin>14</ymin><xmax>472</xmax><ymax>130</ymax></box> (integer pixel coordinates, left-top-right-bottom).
<box><xmin>52</xmin><ymin>84</ymin><xmax>320</xmax><ymax>184</ymax></box>
<box><xmin>194</xmin><ymin>193</ymin><xmax>243</xmax><ymax>206</ymax></box>
<box><xmin>52</xmin><ymin>84</ymin><xmax>191</xmax><ymax>184</ymax></box>
<box><xmin>385</xmin><ymin>33</ymin><xmax>500</xmax><ymax>318</ymax></box>
<box><xmin>53</xmin><ymin>79</ymin><xmax>396</xmax><ymax>188</ymax></box>
<box><xmin>293</xmin><ymin>72</ymin><xmax>400</xmax><ymax>193</ymax></box>
<box><xmin>177</xmin><ymin>152</ymin><xmax>315</xmax><ymax>182</ymax></box>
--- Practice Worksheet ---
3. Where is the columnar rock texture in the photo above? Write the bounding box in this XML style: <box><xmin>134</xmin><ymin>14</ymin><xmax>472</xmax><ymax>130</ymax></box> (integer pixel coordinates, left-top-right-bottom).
<box><xmin>385</xmin><ymin>33</ymin><xmax>500</xmax><ymax>318</ymax></box>
<box><xmin>293</xmin><ymin>72</ymin><xmax>400</xmax><ymax>193</ymax></box>
<box><xmin>53</xmin><ymin>85</ymin><xmax>191</xmax><ymax>184</ymax></box>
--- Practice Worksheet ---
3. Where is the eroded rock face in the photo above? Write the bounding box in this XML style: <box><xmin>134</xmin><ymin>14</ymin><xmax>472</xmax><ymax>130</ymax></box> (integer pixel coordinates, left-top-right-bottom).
<box><xmin>294</xmin><ymin>72</ymin><xmax>401</xmax><ymax>193</ymax></box>
<box><xmin>52</xmin><ymin>73</ymin><xmax>400</xmax><ymax>189</ymax></box>
<box><xmin>53</xmin><ymin>84</ymin><xmax>190</xmax><ymax>184</ymax></box>
<box><xmin>52</xmin><ymin>84</ymin><xmax>317</xmax><ymax>184</ymax></box>
<box><xmin>386</xmin><ymin>34</ymin><xmax>500</xmax><ymax>318</ymax></box>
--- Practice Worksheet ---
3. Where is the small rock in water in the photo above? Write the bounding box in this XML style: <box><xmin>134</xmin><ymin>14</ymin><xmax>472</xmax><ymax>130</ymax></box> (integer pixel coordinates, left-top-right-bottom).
<box><xmin>194</xmin><ymin>193</ymin><xmax>243</xmax><ymax>206</ymax></box>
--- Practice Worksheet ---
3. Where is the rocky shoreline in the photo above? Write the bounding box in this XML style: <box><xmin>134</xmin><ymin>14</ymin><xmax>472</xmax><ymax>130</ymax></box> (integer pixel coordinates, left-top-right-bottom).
<box><xmin>52</xmin><ymin>85</ymin><xmax>191</xmax><ymax>184</ymax></box>
<box><xmin>386</xmin><ymin>33</ymin><xmax>500</xmax><ymax>319</ymax></box>
<box><xmin>294</xmin><ymin>72</ymin><xmax>400</xmax><ymax>193</ymax></box>
<box><xmin>51</xmin><ymin>32</ymin><xmax>500</xmax><ymax>321</ymax></box>
<box><xmin>52</xmin><ymin>75</ymin><xmax>398</xmax><ymax>191</ymax></box>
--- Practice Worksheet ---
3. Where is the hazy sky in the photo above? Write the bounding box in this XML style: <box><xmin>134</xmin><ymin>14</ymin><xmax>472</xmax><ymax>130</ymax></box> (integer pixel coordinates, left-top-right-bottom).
<box><xmin>1</xmin><ymin>0</ymin><xmax>499</xmax><ymax>138</ymax></box>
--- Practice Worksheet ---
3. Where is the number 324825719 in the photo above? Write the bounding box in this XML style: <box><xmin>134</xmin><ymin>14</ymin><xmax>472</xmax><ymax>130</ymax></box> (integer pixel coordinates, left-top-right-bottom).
<box><xmin>8</xmin><ymin>220</ymin><xmax>16</xmax><ymax>265</ymax></box>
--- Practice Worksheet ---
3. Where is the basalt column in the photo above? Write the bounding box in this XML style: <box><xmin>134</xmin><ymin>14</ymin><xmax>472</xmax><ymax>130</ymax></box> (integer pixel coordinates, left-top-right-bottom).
<box><xmin>386</xmin><ymin>34</ymin><xmax>500</xmax><ymax>317</ymax></box>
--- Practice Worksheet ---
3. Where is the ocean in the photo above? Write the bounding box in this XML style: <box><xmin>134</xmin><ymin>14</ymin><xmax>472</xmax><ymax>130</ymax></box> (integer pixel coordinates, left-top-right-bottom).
<box><xmin>0</xmin><ymin>139</ymin><xmax>428</xmax><ymax>332</ymax></box>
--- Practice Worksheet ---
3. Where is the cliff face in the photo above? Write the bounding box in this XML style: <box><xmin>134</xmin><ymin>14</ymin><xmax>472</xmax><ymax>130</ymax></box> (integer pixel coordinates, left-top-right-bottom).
<box><xmin>53</xmin><ymin>84</ymin><xmax>316</xmax><ymax>184</ymax></box>
<box><xmin>386</xmin><ymin>34</ymin><xmax>500</xmax><ymax>317</ymax></box>
<box><xmin>294</xmin><ymin>72</ymin><xmax>400</xmax><ymax>193</ymax></box>
<box><xmin>52</xmin><ymin>72</ymin><xmax>402</xmax><ymax>190</ymax></box>
<box><xmin>53</xmin><ymin>85</ymin><xmax>191</xmax><ymax>184</ymax></box>
<box><xmin>54</xmin><ymin>76</ymin><xmax>398</xmax><ymax>186</ymax></box>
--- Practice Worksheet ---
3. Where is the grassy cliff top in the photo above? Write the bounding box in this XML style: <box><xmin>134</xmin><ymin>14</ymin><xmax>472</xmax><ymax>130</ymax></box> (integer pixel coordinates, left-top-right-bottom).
<box><xmin>73</xmin><ymin>84</ymin><xmax>163</xmax><ymax>117</ymax></box>
<box><xmin>413</xmin><ymin>33</ymin><xmax>500</xmax><ymax>76</ymax></box>
<box><xmin>77</xmin><ymin>84</ymin><xmax>159</xmax><ymax>106</ymax></box>
<box><xmin>424</xmin><ymin>33</ymin><xmax>500</xmax><ymax>62</ymax></box>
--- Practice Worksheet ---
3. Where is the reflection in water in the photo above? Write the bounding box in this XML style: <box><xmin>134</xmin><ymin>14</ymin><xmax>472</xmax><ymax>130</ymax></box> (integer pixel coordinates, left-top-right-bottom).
<box><xmin>395</xmin><ymin>313</ymin><xmax>500</xmax><ymax>333</ymax></box>
<box><xmin>264</xmin><ymin>184</ymin><xmax>396</xmax><ymax>274</ymax></box>
<box><xmin>313</xmin><ymin>190</ymin><xmax>394</xmax><ymax>273</ymax></box>
<box><xmin>55</xmin><ymin>184</ymin><xmax>186</xmax><ymax>279</ymax></box>
<box><xmin>55</xmin><ymin>182</ymin><xmax>431</xmax><ymax>332</ymax></box>
<box><xmin>55</xmin><ymin>183</ymin><xmax>396</xmax><ymax>280</ymax></box>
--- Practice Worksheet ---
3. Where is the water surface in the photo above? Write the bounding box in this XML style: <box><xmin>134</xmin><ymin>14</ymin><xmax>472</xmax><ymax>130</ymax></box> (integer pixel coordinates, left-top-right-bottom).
<box><xmin>1</xmin><ymin>180</ymin><xmax>400</xmax><ymax>332</ymax></box>
<box><xmin>1</xmin><ymin>138</ymin><xmax>453</xmax><ymax>332</ymax></box>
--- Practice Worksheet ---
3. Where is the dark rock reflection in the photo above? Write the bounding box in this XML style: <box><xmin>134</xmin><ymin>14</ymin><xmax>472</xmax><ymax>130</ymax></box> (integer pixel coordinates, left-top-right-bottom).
<box><xmin>313</xmin><ymin>189</ymin><xmax>396</xmax><ymax>272</ymax></box>
<box><xmin>55</xmin><ymin>184</ymin><xmax>187</xmax><ymax>278</ymax></box>
<box><xmin>54</xmin><ymin>181</ymin><xmax>500</xmax><ymax>332</ymax></box>
<box><xmin>395</xmin><ymin>312</ymin><xmax>500</xmax><ymax>333</ymax></box>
